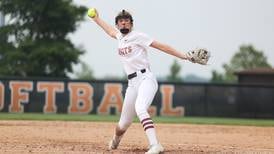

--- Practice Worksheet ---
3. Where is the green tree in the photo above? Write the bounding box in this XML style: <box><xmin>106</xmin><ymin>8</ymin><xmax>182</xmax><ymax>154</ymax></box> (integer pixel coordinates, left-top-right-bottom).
<box><xmin>74</xmin><ymin>61</ymin><xmax>95</xmax><ymax>80</ymax></box>
<box><xmin>211</xmin><ymin>44</ymin><xmax>272</xmax><ymax>82</ymax></box>
<box><xmin>0</xmin><ymin>0</ymin><xmax>87</xmax><ymax>77</ymax></box>
<box><xmin>210</xmin><ymin>70</ymin><xmax>225</xmax><ymax>83</ymax></box>
<box><xmin>167</xmin><ymin>60</ymin><xmax>182</xmax><ymax>82</ymax></box>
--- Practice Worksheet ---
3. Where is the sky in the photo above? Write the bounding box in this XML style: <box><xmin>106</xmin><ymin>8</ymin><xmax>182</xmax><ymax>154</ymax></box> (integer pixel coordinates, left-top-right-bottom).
<box><xmin>70</xmin><ymin>0</ymin><xmax>274</xmax><ymax>79</ymax></box>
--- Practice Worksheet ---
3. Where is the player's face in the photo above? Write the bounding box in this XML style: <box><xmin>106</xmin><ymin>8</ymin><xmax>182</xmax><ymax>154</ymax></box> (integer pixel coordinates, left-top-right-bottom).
<box><xmin>116</xmin><ymin>18</ymin><xmax>132</xmax><ymax>34</ymax></box>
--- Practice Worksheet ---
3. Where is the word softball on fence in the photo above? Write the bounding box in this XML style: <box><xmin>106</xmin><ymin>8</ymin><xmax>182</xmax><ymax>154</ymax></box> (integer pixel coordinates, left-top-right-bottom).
<box><xmin>0</xmin><ymin>81</ymin><xmax>184</xmax><ymax>116</ymax></box>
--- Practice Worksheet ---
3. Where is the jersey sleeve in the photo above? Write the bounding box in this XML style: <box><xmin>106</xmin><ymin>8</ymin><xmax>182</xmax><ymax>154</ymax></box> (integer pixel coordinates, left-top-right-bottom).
<box><xmin>136</xmin><ymin>32</ymin><xmax>154</xmax><ymax>48</ymax></box>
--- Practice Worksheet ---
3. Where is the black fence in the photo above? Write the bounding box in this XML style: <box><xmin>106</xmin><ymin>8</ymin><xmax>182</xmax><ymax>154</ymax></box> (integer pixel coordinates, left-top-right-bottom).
<box><xmin>171</xmin><ymin>83</ymin><xmax>274</xmax><ymax>118</ymax></box>
<box><xmin>0</xmin><ymin>77</ymin><xmax>274</xmax><ymax>118</ymax></box>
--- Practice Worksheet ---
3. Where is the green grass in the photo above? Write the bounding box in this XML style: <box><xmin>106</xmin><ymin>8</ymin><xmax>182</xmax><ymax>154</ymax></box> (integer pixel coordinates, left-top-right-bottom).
<box><xmin>0</xmin><ymin>113</ymin><xmax>120</xmax><ymax>122</ymax></box>
<box><xmin>1</xmin><ymin>113</ymin><xmax>274</xmax><ymax>127</ymax></box>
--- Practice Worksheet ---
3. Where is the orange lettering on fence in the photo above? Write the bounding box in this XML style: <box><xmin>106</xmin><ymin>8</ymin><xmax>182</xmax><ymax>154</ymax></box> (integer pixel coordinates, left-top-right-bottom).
<box><xmin>68</xmin><ymin>83</ymin><xmax>93</xmax><ymax>114</ymax></box>
<box><xmin>160</xmin><ymin>85</ymin><xmax>184</xmax><ymax>116</ymax></box>
<box><xmin>37</xmin><ymin>82</ymin><xmax>64</xmax><ymax>113</ymax></box>
<box><xmin>97</xmin><ymin>83</ymin><xmax>123</xmax><ymax>115</ymax></box>
<box><xmin>9</xmin><ymin>81</ymin><xmax>33</xmax><ymax>113</ymax></box>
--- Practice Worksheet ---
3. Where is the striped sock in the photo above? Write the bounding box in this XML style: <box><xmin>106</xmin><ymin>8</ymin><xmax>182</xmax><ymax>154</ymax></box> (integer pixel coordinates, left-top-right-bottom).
<box><xmin>140</xmin><ymin>115</ymin><xmax>158</xmax><ymax>146</ymax></box>
<box><xmin>141</xmin><ymin>118</ymin><xmax>154</xmax><ymax>131</ymax></box>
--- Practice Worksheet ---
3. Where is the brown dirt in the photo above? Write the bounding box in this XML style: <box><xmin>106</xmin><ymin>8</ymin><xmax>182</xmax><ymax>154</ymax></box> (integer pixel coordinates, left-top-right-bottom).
<box><xmin>0</xmin><ymin>120</ymin><xmax>274</xmax><ymax>154</ymax></box>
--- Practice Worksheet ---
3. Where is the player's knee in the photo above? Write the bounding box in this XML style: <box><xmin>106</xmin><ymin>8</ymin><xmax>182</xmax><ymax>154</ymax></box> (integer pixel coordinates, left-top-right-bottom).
<box><xmin>135</xmin><ymin>103</ymin><xmax>147</xmax><ymax>116</ymax></box>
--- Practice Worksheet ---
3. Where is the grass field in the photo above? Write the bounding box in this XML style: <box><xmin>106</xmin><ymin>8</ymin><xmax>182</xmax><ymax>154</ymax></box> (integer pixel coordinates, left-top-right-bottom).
<box><xmin>1</xmin><ymin>113</ymin><xmax>274</xmax><ymax>127</ymax></box>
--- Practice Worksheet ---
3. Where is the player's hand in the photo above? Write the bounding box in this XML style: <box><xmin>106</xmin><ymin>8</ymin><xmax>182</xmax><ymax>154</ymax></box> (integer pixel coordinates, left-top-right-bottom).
<box><xmin>88</xmin><ymin>8</ymin><xmax>99</xmax><ymax>20</ymax></box>
<box><xmin>93</xmin><ymin>9</ymin><xmax>99</xmax><ymax>20</ymax></box>
<box><xmin>185</xmin><ymin>53</ymin><xmax>194</xmax><ymax>62</ymax></box>
<box><xmin>187</xmin><ymin>48</ymin><xmax>210</xmax><ymax>65</ymax></box>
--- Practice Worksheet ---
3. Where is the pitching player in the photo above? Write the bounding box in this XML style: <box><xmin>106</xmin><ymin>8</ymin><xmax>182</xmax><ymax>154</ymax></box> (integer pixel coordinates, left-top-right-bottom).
<box><xmin>89</xmin><ymin>9</ymin><xmax>192</xmax><ymax>154</ymax></box>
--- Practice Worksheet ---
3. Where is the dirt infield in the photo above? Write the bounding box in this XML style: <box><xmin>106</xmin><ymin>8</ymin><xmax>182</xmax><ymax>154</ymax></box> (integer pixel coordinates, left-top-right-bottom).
<box><xmin>0</xmin><ymin>120</ymin><xmax>274</xmax><ymax>154</ymax></box>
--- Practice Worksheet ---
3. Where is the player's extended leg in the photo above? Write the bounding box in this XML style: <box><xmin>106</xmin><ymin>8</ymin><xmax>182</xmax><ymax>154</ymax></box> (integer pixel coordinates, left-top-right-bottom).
<box><xmin>109</xmin><ymin>86</ymin><xmax>137</xmax><ymax>150</ymax></box>
<box><xmin>134</xmin><ymin>75</ymin><xmax>164</xmax><ymax>154</ymax></box>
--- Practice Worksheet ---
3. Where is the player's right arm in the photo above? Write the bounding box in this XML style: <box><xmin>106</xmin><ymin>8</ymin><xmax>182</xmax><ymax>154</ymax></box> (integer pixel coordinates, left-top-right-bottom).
<box><xmin>90</xmin><ymin>9</ymin><xmax>118</xmax><ymax>39</ymax></box>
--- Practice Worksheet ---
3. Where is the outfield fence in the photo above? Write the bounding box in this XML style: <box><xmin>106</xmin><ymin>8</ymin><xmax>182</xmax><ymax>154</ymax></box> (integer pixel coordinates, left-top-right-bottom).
<box><xmin>0</xmin><ymin>77</ymin><xmax>274</xmax><ymax>118</ymax></box>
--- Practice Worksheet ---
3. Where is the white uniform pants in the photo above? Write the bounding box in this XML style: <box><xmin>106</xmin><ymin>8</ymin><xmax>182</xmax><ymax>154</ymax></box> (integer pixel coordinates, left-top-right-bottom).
<box><xmin>118</xmin><ymin>70</ymin><xmax>158</xmax><ymax>130</ymax></box>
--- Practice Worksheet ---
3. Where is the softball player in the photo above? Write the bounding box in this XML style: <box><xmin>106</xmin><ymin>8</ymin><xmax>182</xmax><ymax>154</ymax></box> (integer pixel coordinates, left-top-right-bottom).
<box><xmin>90</xmin><ymin>9</ymin><xmax>190</xmax><ymax>154</ymax></box>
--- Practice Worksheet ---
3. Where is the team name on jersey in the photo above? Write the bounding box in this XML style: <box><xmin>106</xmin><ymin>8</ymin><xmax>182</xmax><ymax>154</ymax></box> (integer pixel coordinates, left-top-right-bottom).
<box><xmin>118</xmin><ymin>46</ymin><xmax>132</xmax><ymax>56</ymax></box>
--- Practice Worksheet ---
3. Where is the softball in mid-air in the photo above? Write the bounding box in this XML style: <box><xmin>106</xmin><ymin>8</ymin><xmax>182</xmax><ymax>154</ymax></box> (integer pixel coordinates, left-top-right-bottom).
<box><xmin>88</xmin><ymin>8</ymin><xmax>96</xmax><ymax>18</ymax></box>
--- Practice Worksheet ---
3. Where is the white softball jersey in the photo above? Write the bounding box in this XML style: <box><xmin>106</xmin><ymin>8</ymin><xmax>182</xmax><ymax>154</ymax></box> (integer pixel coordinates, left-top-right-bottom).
<box><xmin>116</xmin><ymin>31</ymin><xmax>154</xmax><ymax>75</ymax></box>
<box><xmin>115</xmin><ymin>31</ymin><xmax>159</xmax><ymax>147</ymax></box>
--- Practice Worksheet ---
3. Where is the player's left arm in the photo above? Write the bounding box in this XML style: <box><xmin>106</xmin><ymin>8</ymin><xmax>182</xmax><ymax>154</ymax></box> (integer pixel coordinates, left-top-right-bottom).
<box><xmin>150</xmin><ymin>40</ymin><xmax>190</xmax><ymax>60</ymax></box>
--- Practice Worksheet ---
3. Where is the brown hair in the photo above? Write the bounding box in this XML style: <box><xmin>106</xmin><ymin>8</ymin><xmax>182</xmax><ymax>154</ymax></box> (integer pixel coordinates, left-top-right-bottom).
<box><xmin>115</xmin><ymin>9</ymin><xmax>133</xmax><ymax>24</ymax></box>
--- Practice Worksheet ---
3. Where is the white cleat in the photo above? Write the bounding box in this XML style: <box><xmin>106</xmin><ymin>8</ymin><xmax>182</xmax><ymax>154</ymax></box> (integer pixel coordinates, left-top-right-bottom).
<box><xmin>145</xmin><ymin>143</ymin><xmax>164</xmax><ymax>154</ymax></box>
<box><xmin>108</xmin><ymin>138</ymin><xmax>120</xmax><ymax>150</ymax></box>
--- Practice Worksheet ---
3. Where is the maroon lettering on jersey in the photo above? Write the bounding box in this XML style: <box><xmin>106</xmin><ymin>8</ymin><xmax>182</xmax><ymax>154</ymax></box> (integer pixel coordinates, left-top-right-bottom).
<box><xmin>118</xmin><ymin>46</ymin><xmax>132</xmax><ymax>56</ymax></box>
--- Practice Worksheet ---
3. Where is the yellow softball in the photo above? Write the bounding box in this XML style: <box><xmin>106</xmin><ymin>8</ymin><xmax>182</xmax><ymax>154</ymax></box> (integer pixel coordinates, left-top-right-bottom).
<box><xmin>88</xmin><ymin>8</ymin><xmax>96</xmax><ymax>18</ymax></box>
